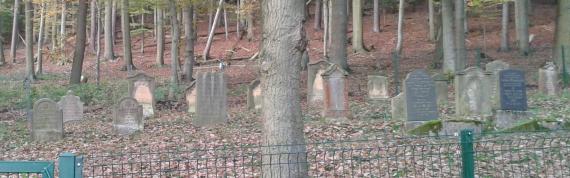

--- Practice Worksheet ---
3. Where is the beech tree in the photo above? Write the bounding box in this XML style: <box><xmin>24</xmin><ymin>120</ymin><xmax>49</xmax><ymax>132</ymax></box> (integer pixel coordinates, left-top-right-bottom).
<box><xmin>156</xmin><ymin>5</ymin><xmax>164</xmax><ymax>66</ymax></box>
<box><xmin>352</xmin><ymin>0</ymin><xmax>366</xmax><ymax>53</ymax></box>
<box><xmin>104</xmin><ymin>0</ymin><xmax>114</xmax><ymax>61</ymax></box>
<box><xmin>441</xmin><ymin>0</ymin><xmax>456</xmax><ymax>73</ymax></box>
<box><xmin>36</xmin><ymin>2</ymin><xmax>46</xmax><ymax>76</ymax></box>
<box><xmin>554</xmin><ymin>0</ymin><xmax>570</xmax><ymax>72</ymax></box>
<box><xmin>24</xmin><ymin>0</ymin><xmax>34</xmax><ymax>81</ymax></box>
<box><xmin>260</xmin><ymin>0</ymin><xmax>308</xmax><ymax>176</ymax></box>
<box><xmin>515</xmin><ymin>0</ymin><xmax>530</xmax><ymax>55</ymax></box>
<box><xmin>314</xmin><ymin>0</ymin><xmax>322</xmax><ymax>30</ymax></box>
<box><xmin>168</xmin><ymin>0</ymin><xmax>179</xmax><ymax>95</ymax></box>
<box><xmin>10</xmin><ymin>0</ymin><xmax>19</xmax><ymax>63</ymax></box>
<box><xmin>372</xmin><ymin>0</ymin><xmax>380</xmax><ymax>33</ymax></box>
<box><xmin>183</xmin><ymin>3</ymin><xmax>195</xmax><ymax>82</ymax></box>
<box><xmin>499</xmin><ymin>1</ymin><xmax>510</xmax><ymax>52</ymax></box>
<box><xmin>329</xmin><ymin>0</ymin><xmax>348</xmax><ymax>70</ymax></box>
<box><xmin>121</xmin><ymin>0</ymin><xmax>134</xmax><ymax>70</ymax></box>
<box><xmin>70</xmin><ymin>0</ymin><xmax>88</xmax><ymax>84</ymax></box>
<box><xmin>455</xmin><ymin>0</ymin><xmax>466</xmax><ymax>71</ymax></box>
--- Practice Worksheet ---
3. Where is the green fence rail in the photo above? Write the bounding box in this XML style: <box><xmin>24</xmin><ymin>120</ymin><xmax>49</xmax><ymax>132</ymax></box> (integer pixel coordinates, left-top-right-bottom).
<box><xmin>0</xmin><ymin>152</ymin><xmax>83</xmax><ymax>178</ymax></box>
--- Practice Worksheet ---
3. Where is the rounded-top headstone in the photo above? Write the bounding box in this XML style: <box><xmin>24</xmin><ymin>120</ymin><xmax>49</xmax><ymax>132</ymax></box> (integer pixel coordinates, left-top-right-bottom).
<box><xmin>32</xmin><ymin>98</ymin><xmax>63</xmax><ymax>142</ymax></box>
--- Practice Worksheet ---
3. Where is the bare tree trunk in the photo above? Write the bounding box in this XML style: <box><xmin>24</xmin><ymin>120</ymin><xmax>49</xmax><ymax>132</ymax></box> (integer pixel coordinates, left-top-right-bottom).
<box><xmin>104</xmin><ymin>0</ymin><xmax>114</xmax><ymax>61</ymax></box>
<box><xmin>112</xmin><ymin>0</ymin><xmax>117</xmax><ymax>45</ymax></box>
<box><xmin>352</xmin><ymin>0</ymin><xmax>365</xmax><ymax>53</ymax></box>
<box><xmin>169</xmin><ymin>0</ymin><xmax>180</xmax><ymax>97</ymax></box>
<box><xmin>330</xmin><ymin>0</ymin><xmax>348</xmax><ymax>70</ymax></box>
<box><xmin>499</xmin><ymin>2</ymin><xmax>510</xmax><ymax>52</ymax></box>
<box><xmin>314</xmin><ymin>0</ymin><xmax>322</xmax><ymax>30</ymax></box>
<box><xmin>246</xmin><ymin>0</ymin><xmax>254</xmax><ymax>41</ymax></box>
<box><xmin>323</xmin><ymin>0</ymin><xmax>329</xmax><ymax>57</ymax></box>
<box><xmin>208</xmin><ymin>0</ymin><xmax>214</xmax><ymax>33</ymax></box>
<box><xmin>90</xmin><ymin>0</ymin><xmax>97</xmax><ymax>53</ymax></box>
<box><xmin>515</xmin><ymin>0</ymin><xmax>530</xmax><ymax>55</ymax></box>
<box><xmin>441</xmin><ymin>0</ymin><xmax>456</xmax><ymax>73</ymax></box>
<box><xmin>25</xmin><ymin>0</ymin><xmax>35</xmax><ymax>81</ymax></box>
<box><xmin>121</xmin><ymin>0</ymin><xmax>134</xmax><ymax>70</ymax></box>
<box><xmin>0</xmin><ymin>37</ymin><xmax>5</xmax><ymax>66</ymax></box>
<box><xmin>260</xmin><ymin>0</ymin><xmax>308</xmax><ymax>176</ymax></box>
<box><xmin>51</xmin><ymin>14</ymin><xmax>57</xmax><ymax>51</ymax></box>
<box><xmin>96</xmin><ymin>1</ymin><xmax>102</xmax><ymax>85</ymax></box>
<box><xmin>223</xmin><ymin>6</ymin><xmax>228</xmax><ymax>40</ymax></box>
<box><xmin>183</xmin><ymin>4</ymin><xmax>195</xmax><ymax>82</ymax></box>
<box><xmin>156</xmin><ymin>7</ymin><xmax>164</xmax><ymax>66</ymax></box>
<box><xmin>395</xmin><ymin>0</ymin><xmax>404</xmax><ymax>55</ymax></box>
<box><xmin>36</xmin><ymin>3</ymin><xmax>46</xmax><ymax>76</ymax></box>
<box><xmin>373</xmin><ymin>0</ymin><xmax>380</xmax><ymax>32</ymax></box>
<box><xmin>153</xmin><ymin>8</ymin><xmax>157</xmax><ymax>37</ymax></box>
<box><xmin>455</xmin><ymin>0</ymin><xmax>466</xmax><ymax>71</ymax></box>
<box><xmin>10</xmin><ymin>0</ymin><xmax>20</xmax><ymax>63</ymax></box>
<box><xmin>428</xmin><ymin>0</ymin><xmax>435</xmax><ymax>41</ymax></box>
<box><xmin>60</xmin><ymin>0</ymin><xmax>67</xmax><ymax>49</ymax></box>
<box><xmin>140</xmin><ymin>13</ymin><xmax>145</xmax><ymax>54</ymax></box>
<box><xmin>236</xmin><ymin>0</ymin><xmax>242</xmax><ymax>39</ymax></box>
<box><xmin>203</xmin><ymin>0</ymin><xmax>224</xmax><ymax>61</ymax></box>
<box><xmin>327</xmin><ymin>0</ymin><xmax>332</xmax><ymax>45</ymax></box>
<box><xmin>70</xmin><ymin>0</ymin><xmax>88</xmax><ymax>84</ymax></box>
<box><xmin>554</xmin><ymin>0</ymin><xmax>570</xmax><ymax>72</ymax></box>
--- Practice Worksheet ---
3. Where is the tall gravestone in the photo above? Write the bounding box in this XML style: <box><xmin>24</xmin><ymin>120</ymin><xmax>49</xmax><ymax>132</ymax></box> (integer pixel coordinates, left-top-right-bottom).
<box><xmin>113</xmin><ymin>97</ymin><xmax>144</xmax><ymax>135</ymax></box>
<box><xmin>432</xmin><ymin>73</ymin><xmax>448</xmax><ymax>106</ymax></box>
<box><xmin>195</xmin><ymin>72</ymin><xmax>228</xmax><ymax>127</ymax></box>
<box><xmin>455</xmin><ymin>67</ymin><xmax>493</xmax><ymax>118</ymax></box>
<box><xmin>32</xmin><ymin>98</ymin><xmax>63</xmax><ymax>142</ymax></box>
<box><xmin>404</xmin><ymin>70</ymin><xmax>439</xmax><ymax>122</ymax></box>
<box><xmin>247</xmin><ymin>79</ymin><xmax>262</xmax><ymax>111</ymax></box>
<box><xmin>307</xmin><ymin>60</ymin><xmax>332</xmax><ymax>106</ymax></box>
<box><xmin>128</xmin><ymin>73</ymin><xmax>155</xmax><ymax>118</ymax></box>
<box><xmin>322</xmin><ymin>65</ymin><xmax>350</xmax><ymax>119</ymax></box>
<box><xmin>499</xmin><ymin>69</ymin><xmax>528</xmax><ymax>111</ymax></box>
<box><xmin>184</xmin><ymin>81</ymin><xmax>197</xmax><ymax>113</ymax></box>
<box><xmin>485</xmin><ymin>60</ymin><xmax>510</xmax><ymax>109</ymax></box>
<box><xmin>58</xmin><ymin>90</ymin><xmax>84</xmax><ymax>122</ymax></box>
<box><xmin>367</xmin><ymin>74</ymin><xmax>389</xmax><ymax>101</ymax></box>
<box><xmin>539</xmin><ymin>62</ymin><xmax>559</xmax><ymax>96</ymax></box>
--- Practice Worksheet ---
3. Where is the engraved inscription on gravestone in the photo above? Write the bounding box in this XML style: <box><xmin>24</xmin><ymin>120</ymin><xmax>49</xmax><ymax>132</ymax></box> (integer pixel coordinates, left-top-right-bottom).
<box><xmin>499</xmin><ymin>69</ymin><xmax>527</xmax><ymax>111</ymax></box>
<box><xmin>195</xmin><ymin>72</ymin><xmax>228</xmax><ymax>127</ymax></box>
<box><xmin>114</xmin><ymin>97</ymin><xmax>144</xmax><ymax>135</ymax></box>
<box><xmin>128</xmin><ymin>73</ymin><xmax>155</xmax><ymax>118</ymax></box>
<box><xmin>58</xmin><ymin>90</ymin><xmax>84</xmax><ymax>122</ymax></box>
<box><xmin>32</xmin><ymin>98</ymin><xmax>63</xmax><ymax>142</ymax></box>
<box><xmin>404</xmin><ymin>70</ymin><xmax>439</xmax><ymax>121</ymax></box>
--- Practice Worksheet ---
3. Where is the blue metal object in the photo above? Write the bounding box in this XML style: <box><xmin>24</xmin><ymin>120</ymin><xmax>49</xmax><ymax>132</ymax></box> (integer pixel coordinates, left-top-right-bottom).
<box><xmin>0</xmin><ymin>161</ymin><xmax>55</xmax><ymax>178</ymax></box>
<box><xmin>59</xmin><ymin>152</ymin><xmax>83</xmax><ymax>178</ymax></box>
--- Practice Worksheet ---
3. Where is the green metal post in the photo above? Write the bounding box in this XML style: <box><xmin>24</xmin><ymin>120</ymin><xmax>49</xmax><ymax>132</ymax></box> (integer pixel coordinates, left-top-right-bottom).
<box><xmin>59</xmin><ymin>152</ymin><xmax>83</xmax><ymax>178</ymax></box>
<box><xmin>460</xmin><ymin>129</ymin><xmax>475</xmax><ymax>178</ymax></box>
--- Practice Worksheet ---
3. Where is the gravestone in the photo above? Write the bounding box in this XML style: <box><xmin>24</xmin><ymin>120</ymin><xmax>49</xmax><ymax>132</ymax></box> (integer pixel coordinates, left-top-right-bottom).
<box><xmin>184</xmin><ymin>81</ymin><xmax>197</xmax><ymax>113</ymax></box>
<box><xmin>432</xmin><ymin>73</ymin><xmax>448</xmax><ymax>106</ymax></box>
<box><xmin>128</xmin><ymin>73</ymin><xmax>155</xmax><ymax>118</ymax></box>
<box><xmin>390</xmin><ymin>93</ymin><xmax>406</xmax><ymax>121</ymax></box>
<box><xmin>58</xmin><ymin>90</ymin><xmax>84</xmax><ymax>122</ymax></box>
<box><xmin>455</xmin><ymin>67</ymin><xmax>493</xmax><ymax>118</ymax></box>
<box><xmin>486</xmin><ymin>60</ymin><xmax>510</xmax><ymax>109</ymax></box>
<box><xmin>113</xmin><ymin>97</ymin><xmax>144</xmax><ymax>135</ymax></box>
<box><xmin>195</xmin><ymin>72</ymin><xmax>228</xmax><ymax>127</ymax></box>
<box><xmin>32</xmin><ymin>98</ymin><xmax>63</xmax><ymax>142</ymax></box>
<box><xmin>307</xmin><ymin>60</ymin><xmax>332</xmax><ymax>106</ymax></box>
<box><xmin>322</xmin><ymin>65</ymin><xmax>350</xmax><ymax>119</ymax></box>
<box><xmin>247</xmin><ymin>79</ymin><xmax>262</xmax><ymax>111</ymax></box>
<box><xmin>404</xmin><ymin>70</ymin><xmax>439</xmax><ymax>121</ymax></box>
<box><xmin>539</xmin><ymin>62</ymin><xmax>559</xmax><ymax>96</ymax></box>
<box><xmin>367</xmin><ymin>74</ymin><xmax>389</xmax><ymax>101</ymax></box>
<box><xmin>499</xmin><ymin>69</ymin><xmax>528</xmax><ymax>111</ymax></box>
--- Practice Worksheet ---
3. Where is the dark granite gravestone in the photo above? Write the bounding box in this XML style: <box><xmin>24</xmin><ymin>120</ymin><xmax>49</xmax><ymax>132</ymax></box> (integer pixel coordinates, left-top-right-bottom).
<box><xmin>32</xmin><ymin>98</ymin><xmax>64</xmax><ymax>142</ymax></box>
<box><xmin>499</xmin><ymin>69</ymin><xmax>528</xmax><ymax>111</ymax></box>
<box><xmin>404</xmin><ymin>70</ymin><xmax>439</xmax><ymax>121</ymax></box>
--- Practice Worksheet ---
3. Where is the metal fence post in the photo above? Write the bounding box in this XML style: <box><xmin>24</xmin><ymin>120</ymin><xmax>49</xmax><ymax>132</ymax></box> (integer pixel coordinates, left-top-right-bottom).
<box><xmin>59</xmin><ymin>152</ymin><xmax>83</xmax><ymax>178</ymax></box>
<box><xmin>460</xmin><ymin>129</ymin><xmax>475</xmax><ymax>178</ymax></box>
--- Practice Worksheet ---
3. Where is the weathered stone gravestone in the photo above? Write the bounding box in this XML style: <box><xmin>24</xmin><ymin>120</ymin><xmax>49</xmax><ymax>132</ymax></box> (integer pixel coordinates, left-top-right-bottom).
<box><xmin>432</xmin><ymin>73</ymin><xmax>448</xmax><ymax>106</ymax></box>
<box><xmin>113</xmin><ymin>97</ymin><xmax>144</xmax><ymax>135</ymax></box>
<box><xmin>322</xmin><ymin>65</ymin><xmax>350</xmax><ymax>119</ymax></box>
<box><xmin>307</xmin><ymin>60</ymin><xmax>332</xmax><ymax>106</ymax></box>
<box><xmin>128</xmin><ymin>73</ymin><xmax>155</xmax><ymax>118</ymax></box>
<box><xmin>247</xmin><ymin>79</ymin><xmax>262</xmax><ymax>111</ymax></box>
<box><xmin>184</xmin><ymin>81</ymin><xmax>197</xmax><ymax>113</ymax></box>
<box><xmin>539</xmin><ymin>62</ymin><xmax>559</xmax><ymax>96</ymax></box>
<box><xmin>455</xmin><ymin>67</ymin><xmax>493</xmax><ymax>118</ymax></box>
<box><xmin>486</xmin><ymin>60</ymin><xmax>510</xmax><ymax>109</ymax></box>
<box><xmin>32</xmin><ymin>99</ymin><xmax>64</xmax><ymax>142</ymax></box>
<box><xmin>367</xmin><ymin>74</ymin><xmax>389</xmax><ymax>101</ymax></box>
<box><xmin>391</xmin><ymin>93</ymin><xmax>405</xmax><ymax>121</ymax></box>
<box><xmin>499</xmin><ymin>69</ymin><xmax>528</xmax><ymax>111</ymax></box>
<box><xmin>404</xmin><ymin>70</ymin><xmax>439</xmax><ymax>121</ymax></box>
<box><xmin>195</xmin><ymin>72</ymin><xmax>228</xmax><ymax>127</ymax></box>
<box><xmin>58</xmin><ymin>90</ymin><xmax>84</xmax><ymax>122</ymax></box>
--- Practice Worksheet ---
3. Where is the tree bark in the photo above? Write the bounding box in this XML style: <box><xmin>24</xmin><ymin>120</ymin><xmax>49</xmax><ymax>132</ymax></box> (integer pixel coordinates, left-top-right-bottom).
<box><xmin>260</xmin><ymin>0</ymin><xmax>308</xmax><ymax>177</ymax></box>
<box><xmin>70</xmin><ymin>0</ymin><xmax>88</xmax><ymax>84</ymax></box>
<box><xmin>395</xmin><ymin>0</ymin><xmax>404</xmax><ymax>55</ymax></box>
<box><xmin>96</xmin><ymin>1</ymin><xmax>102</xmax><ymax>85</ymax></box>
<box><xmin>168</xmin><ymin>0</ymin><xmax>180</xmax><ymax>98</ymax></box>
<box><xmin>246</xmin><ymin>0</ymin><xmax>254</xmax><ymax>41</ymax></box>
<box><xmin>322</xmin><ymin>0</ymin><xmax>329</xmax><ymax>56</ymax></box>
<box><xmin>329</xmin><ymin>0</ymin><xmax>348</xmax><ymax>70</ymax></box>
<box><xmin>51</xmin><ymin>14</ymin><xmax>57</xmax><ymax>50</ymax></box>
<box><xmin>352</xmin><ymin>0</ymin><xmax>365</xmax><ymax>53</ymax></box>
<box><xmin>183</xmin><ymin>4</ymin><xmax>195</xmax><ymax>82</ymax></box>
<box><xmin>156</xmin><ymin>7</ymin><xmax>164</xmax><ymax>66</ymax></box>
<box><xmin>373</xmin><ymin>0</ymin><xmax>380</xmax><ymax>33</ymax></box>
<box><xmin>104</xmin><ymin>0</ymin><xmax>114</xmax><ymax>60</ymax></box>
<box><xmin>515</xmin><ymin>0</ymin><xmax>530</xmax><ymax>55</ymax></box>
<box><xmin>554</xmin><ymin>0</ymin><xmax>570</xmax><ymax>72</ymax></box>
<box><xmin>208</xmin><ymin>0</ymin><xmax>214</xmax><ymax>33</ymax></box>
<box><xmin>499</xmin><ymin>2</ymin><xmax>510</xmax><ymax>52</ymax></box>
<box><xmin>121</xmin><ymin>0</ymin><xmax>134</xmax><ymax>70</ymax></box>
<box><xmin>441</xmin><ymin>0</ymin><xmax>456</xmax><ymax>73</ymax></box>
<box><xmin>203</xmin><ymin>0</ymin><xmax>224</xmax><ymax>61</ymax></box>
<box><xmin>90</xmin><ymin>0</ymin><xmax>97</xmax><ymax>53</ymax></box>
<box><xmin>428</xmin><ymin>0</ymin><xmax>435</xmax><ymax>41</ymax></box>
<box><xmin>314</xmin><ymin>0</ymin><xmax>322</xmax><ymax>30</ymax></box>
<box><xmin>140</xmin><ymin>13</ymin><xmax>145</xmax><ymax>54</ymax></box>
<box><xmin>0</xmin><ymin>36</ymin><xmax>4</xmax><ymax>66</ymax></box>
<box><xmin>60</xmin><ymin>0</ymin><xmax>67</xmax><ymax>49</ymax></box>
<box><xmin>223</xmin><ymin>6</ymin><xmax>228</xmax><ymax>40</ymax></box>
<box><xmin>25</xmin><ymin>0</ymin><xmax>34</xmax><ymax>81</ymax></box>
<box><xmin>455</xmin><ymin>0</ymin><xmax>466</xmax><ymax>71</ymax></box>
<box><xmin>36</xmin><ymin>3</ymin><xmax>46</xmax><ymax>76</ymax></box>
<box><xmin>112</xmin><ymin>0</ymin><xmax>117</xmax><ymax>45</ymax></box>
<box><xmin>236</xmin><ymin>0</ymin><xmax>242</xmax><ymax>39</ymax></box>
<box><xmin>10</xmin><ymin>0</ymin><xmax>20</xmax><ymax>63</ymax></box>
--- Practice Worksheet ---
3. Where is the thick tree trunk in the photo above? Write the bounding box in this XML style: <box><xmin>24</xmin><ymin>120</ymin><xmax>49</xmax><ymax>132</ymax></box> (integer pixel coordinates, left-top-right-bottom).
<box><xmin>515</xmin><ymin>0</ymin><xmax>530</xmax><ymax>55</ymax></box>
<box><xmin>395</xmin><ymin>0</ymin><xmax>404</xmax><ymax>55</ymax></box>
<box><xmin>70</xmin><ymin>0</ymin><xmax>88</xmax><ymax>84</ymax></box>
<box><xmin>203</xmin><ymin>0</ymin><xmax>224</xmax><ymax>61</ymax></box>
<box><xmin>455</xmin><ymin>0</ymin><xmax>466</xmax><ymax>71</ymax></box>
<box><xmin>441</xmin><ymin>0</ymin><xmax>456</xmax><ymax>73</ymax></box>
<box><xmin>373</xmin><ymin>0</ymin><xmax>380</xmax><ymax>32</ymax></box>
<box><xmin>169</xmin><ymin>0</ymin><xmax>180</xmax><ymax>98</ymax></box>
<box><xmin>36</xmin><ymin>3</ymin><xmax>46</xmax><ymax>76</ymax></box>
<box><xmin>428</xmin><ymin>0</ymin><xmax>435</xmax><ymax>41</ymax></box>
<box><xmin>156</xmin><ymin>8</ymin><xmax>164</xmax><ymax>66</ymax></box>
<box><xmin>352</xmin><ymin>0</ymin><xmax>365</xmax><ymax>53</ymax></box>
<box><xmin>499</xmin><ymin>2</ymin><xmax>510</xmax><ymax>52</ymax></box>
<box><xmin>183</xmin><ymin>4</ymin><xmax>195</xmax><ymax>82</ymax></box>
<box><xmin>260</xmin><ymin>0</ymin><xmax>308</xmax><ymax>177</ymax></box>
<box><xmin>104</xmin><ymin>0</ymin><xmax>114</xmax><ymax>61</ymax></box>
<box><xmin>314</xmin><ymin>0</ymin><xmax>322</xmax><ymax>30</ymax></box>
<box><xmin>25</xmin><ymin>0</ymin><xmax>34</xmax><ymax>81</ymax></box>
<box><xmin>10</xmin><ymin>0</ymin><xmax>19</xmax><ymax>63</ymax></box>
<box><xmin>121</xmin><ymin>0</ymin><xmax>134</xmax><ymax>70</ymax></box>
<box><xmin>90</xmin><ymin>0</ymin><xmax>97</xmax><ymax>53</ymax></box>
<box><xmin>323</xmin><ymin>0</ymin><xmax>329</xmax><ymax>56</ymax></box>
<box><xmin>329</xmin><ymin>0</ymin><xmax>348</xmax><ymax>70</ymax></box>
<box><xmin>554</xmin><ymin>0</ymin><xmax>570</xmax><ymax>72</ymax></box>
<box><xmin>60</xmin><ymin>0</ymin><xmax>66</xmax><ymax>49</ymax></box>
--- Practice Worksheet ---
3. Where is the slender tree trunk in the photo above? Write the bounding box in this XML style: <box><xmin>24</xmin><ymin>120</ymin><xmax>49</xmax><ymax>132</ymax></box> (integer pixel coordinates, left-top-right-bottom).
<box><xmin>184</xmin><ymin>4</ymin><xmax>195</xmax><ymax>82</ymax></box>
<box><xmin>327</xmin><ymin>0</ymin><xmax>332</xmax><ymax>45</ymax></box>
<box><xmin>245</xmin><ymin>0</ymin><xmax>254</xmax><ymax>41</ymax></box>
<box><xmin>25</xmin><ymin>0</ymin><xmax>34</xmax><ymax>81</ymax></box>
<box><xmin>140</xmin><ymin>14</ymin><xmax>145</xmax><ymax>54</ymax></box>
<box><xmin>515</xmin><ymin>0</ymin><xmax>530</xmax><ymax>55</ymax></box>
<box><xmin>236</xmin><ymin>0</ymin><xmax>241</xmax><ymax>39</ymax></box>
<box><xmin>121</xmin><ymin>0</ymin><xmax>134</xmax><ymax>70</ymax></box>
<box><xmin>329</xmin><ymin>0</ymin><xmax>348</xmax><ymax>70</ymax></box>
<box><xmin>112</xmin><ymin>0</ymin><xmax>117</xmax><ymax>45</ymax></box>
<box><xmin>373</xmin><ymin>0</ymin><xmax>380</xmax><ymax>32</ymax></box>
<box><xmin>90</xmin><ymin>0</ymin><xmax>97</xmax><ymax>53</ymax></box>
<box><xmin>260</xmin><ymin>0</ymin><xmax>308</xmax><ymax>176</ymax></box>
<box><xmin>323</xmin><ymin>0</ymin><xmax>329</xmax><ymax>57</ymax></box>
<box><xmin>554</xmin><ymin>0</ymin><xmax>570</xmax><ymax>73</ymax></box>
<box><xmin>70</xmin><ymin>0</ymin><xmax>88</xmax><ymax>84</ymax></box>
<box><xmin>60</xmin><ymin>0</ymin><xmax>67</xmax><ymax>49</ymax></box>
<box><xmin>51</xmin><ymin>14</ymin><xmax>57</xmax><ymax>51</ymax></box>
<box><xmin>0</xmin><ymin>37</ymin><xmax>5</xmax><ymax>66</ymax></box>
<box><xmin>352</xmin><ymin>0</ymin><xmax>365</xmax><ymax>53</ymax></box>
<box><xmin>104</xmin><ymin>0</ymin><xmax>114</xmax><ymax>60</ymax></box>
<box><xmin>500</xmin><ymin>2</ymin><xmax>510</xmax><ymax>52</ymax></box>
<box><xmin>314</xmin><ymin>0</ymin><xmax>322</xmax><ymax>30</ymax></box>
<box><xmin>428</xmin><ymin>0</ymin><xmax>435</xmax><ymax>41</ymax></box>
<box><xmin>96</xmin><ymin>1</ymin><xmax>102</xmax><ymax>85</ymax></box>
<box><xmin>463</xmin><ymin>0</ymin><xmax>468</xmax><ymax>33</ymax></box>
<box><xmin>395</xmin><ymin>0</ymin><xmax>404</xmax><ymax>55</ymax></box>
<box><xmin>455</xmin><ymin>0</ymin><xmax>466</xmax><ymax>71</ymax></box>
<box><xmin>441</xmin><ymin>0</ymin><xmax>456</xmax><ymax>73</ymax></box>
<box><xmin>153</xmin><ymin>8</ymin><xmax>157</xmax><ymax>37</ymax></box>
<box><xmin>169</xmin><ymin>0</ymin><xmax>179</xmax><ymax>97</ymax></box>
<box><xmin>36</xmin><ymin>3</ymin><xmax>46</xmax><ymax>76</ymax></box>
<box><xmin>203</xmin><ymin>0</ymin><xmax>224</xmax><ymax>61</ymax></box>
<box><xmin>208</xmin><ymin>0</ymin><xmax>214</xmax><ymax>33</ymax></box>
<box><xmin>10</xmin><ymin>0</ymin><xmax>20</xmax><ymax>63</ymax></box>
<box><xmin>223</xmin><ymin>6</ymin><xmax>228</xmax><ymax>40</ymax></box>
<box><xmin>156</xmin><ymin>7</ymin><xmax>164</xmax><ymax>66</ymax></box>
